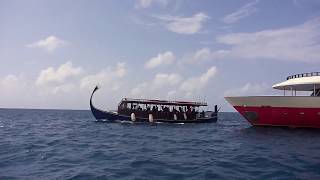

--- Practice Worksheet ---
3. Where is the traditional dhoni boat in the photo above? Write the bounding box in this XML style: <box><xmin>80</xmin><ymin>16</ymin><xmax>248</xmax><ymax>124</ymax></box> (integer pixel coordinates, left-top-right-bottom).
<box><xmin>90</xmin><ymin>86</ymin><xmax>218</xmax><ymax>123</ymax></box>
<box><xmin>225</xmin><ymin>72</ymin><xmax>320</xmax><ymax>128</ymax></box>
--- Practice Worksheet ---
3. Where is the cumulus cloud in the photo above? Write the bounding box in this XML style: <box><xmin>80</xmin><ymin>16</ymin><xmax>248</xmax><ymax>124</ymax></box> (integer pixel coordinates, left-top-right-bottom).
<box><xmin>0</xmin><ymin>74</ymin><xmax>19</xmax><ymax>85</ymax></box>
<box><xmin>154</xmin><ymin>12</ymin><xmax>209</xmax><ymax>34</ymax></box>
<box><xmin>80</xmin><ymin>62</ymin><xmax>127</xmax><ymax>91</ymax></box>
<box><xmin>224</xmin><ymin>83</ymin><xmax>269</xmax><ymax>96</ymax></box>
<box><xmin>153</xmin><ymin>73</ymin><xmax>182</xmax><ymax>87</ymax></box>
<box><xmin>130</xmin><ymin>82</ymin><xmax>148</xmax><ymax>97</ymax></box>
<box><xmin>0</xmin><ymin>62</ymin><xmax>131</xmax><ymax>109</ymax></box>
<box><xmin>167</xmin><ymin>90</ymin><xmax>177</xmax><ymax>98</ymax></box>
<box><xmin>52</xmin><ymin>83</ymin><xmax>77</xmax><ymax>94</ymax></box>
<box><xmin>27</xmin><ymin>36</ymin><xmax>68</xmax><ymax>52</ymax></box>
<box><xmin>0</xmin><ymin>74</ymin><xmax>44</xmax><ymax>108</ymax></box>
<box><xmin>180</xmin><ymin>66</ymin><xmax>217</xmax><ymax>96</ymax></box>
<box><xmin>189</xmin><ymin>47</ymin><xmax>229</xmax><ymax>62</ymax></box>
<box><xmin>135</xmin><ymin>0</ymin><xmax>168</xmax><ymax>8</ymax></box>
<box><xmin>36</xmin><ymin>62</ymin><xmax>83</xmax><ymax>86</ymax></box>
<box><xmin>145</xmin><ymin>51</ymin><xmax>175</xmax><ymax>69</ymax></box>
<box><xmin>130</xmin><ymin>73</ymin><xmax>182</xmax><ymax>97</ymax></box>
<box><xmin>131</xmin><ymin>66</ymin><xmax>217</xmax><ymax>99</ymax></box>
<box><xmin>0</xmin><ymin>75</ymin><xmax>24</xmax><ymax>92</ymax></box>
<box><xmin>222</xmin><ymin>0</ymin><xmax>259</xmax><ymax>24</ymax></box>
<box><xmin>193</xmin><ymin>17</ymin><xmax>320</xmax><ymax>63</ymax></box>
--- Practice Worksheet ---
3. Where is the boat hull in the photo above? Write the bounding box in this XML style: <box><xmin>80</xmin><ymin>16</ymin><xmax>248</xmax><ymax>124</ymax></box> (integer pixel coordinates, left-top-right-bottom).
<box><xmin>225</xmin><ymin>96</ymin><xmax>320</xmax><ymax>128</ymax></box>
<box><xmin>92</xmin><ymin>110</ymin><xmax>217</xmax><ymax>123</ymax></box>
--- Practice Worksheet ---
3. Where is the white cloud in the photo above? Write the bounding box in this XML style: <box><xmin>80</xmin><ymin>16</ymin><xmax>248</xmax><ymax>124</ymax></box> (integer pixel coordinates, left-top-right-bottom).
<box><xmin>155</xmin><ymin>12</ymin><xmax>209</xmax><ymax>34</ymax></box>
<box><xmin>153</xmin><ymin>73</ymin><xmax>182</xmax><ymax>87</ymax></box>
<box><xmin>0</xmin><ymin>75</ymin><xmax>19</xmax><ymax>86</ymax></box>
<box><xmin>0</xmin><ymin>62</ymin><xmax>129</xmax><ymax>109</ymax></box>
<box><xmin>27</xmin><ymin>35</ymin><xmax>68</xmax><ymax>52</ymax></box>
<box><xmin>222</xmin><ymin>0</ymin><xmax>259</xmax><ymax>24</ymax></box>
<box><xmin>130</xmin><ymin>73</ymin><xmax>182</xmax><ymax>97</ymax></box>
<box><xmin>167</xmin><ymin>90</ymin><xmax>177</xmax><ymax>98</ymax></box>
<box><xmin>190</xmin><ymin>47</ymin><xmax>229</xmax><ymax>62</ymax></box>
<box><xmin>0</xmin><ymin>74</ymin><xmax>42</xmax><ymax>108</ymax></box>
<box><xmin>196</xmin><ymin>17</ymin><xmax>320</xmax><ymax>63</ymax></box>
<box><xmin>52</xmin><ymin>83</ymin><xmax>76</xmax><ymax>94</ymax></box>
<box><xmin>36</xmin><ymin>61</ymin><xmax>83</xmax><ymax>86</ymax></box>
<box><xmin>130</xmin><ymin>15</ymin><xmax>158</xmax><ymax>27</ymax></box>
<box><xmin>135</xmin><ymin>0</ymin><xmax>168</xmax><ymax>8</ymax></box>
<box><xmin>131</xmin><ymin>67</ymin><xmax>217</xmax><ymax>99</ymax></box>
<box><xmin>145</xmin><ymin>51</ymin><xmax>175</xmax><ymax>69</ymax></box>
<box><xmin>180</xmin><ymin>66</ymin><xmax>217</xmax><ymax>96</ymax></box>
<box><xmin>80</xmin><ymin>62</ymin><xmax>127</xmax><ymax>91</ymax></box>
<box><xmin>130</xmin><ymin>82</ymin><xmax>148</xmax><ymax>97</ymax></box>
<box><xmin>0</xmin><ymin>75</ymin><xmax>24</xmax><ymax>93</ymax></box>
<box><xmin>224</xmin><ymin>83</ymin><xmax>269</xmax><ymax>96</ymax></box>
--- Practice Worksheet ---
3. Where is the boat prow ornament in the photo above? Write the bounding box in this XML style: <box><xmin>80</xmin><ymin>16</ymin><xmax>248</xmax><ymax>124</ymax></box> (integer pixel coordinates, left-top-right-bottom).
<box><xmin>90</xmin><ymin>86</ymin><xmax>218</xmax><ymax>123</ymax></box>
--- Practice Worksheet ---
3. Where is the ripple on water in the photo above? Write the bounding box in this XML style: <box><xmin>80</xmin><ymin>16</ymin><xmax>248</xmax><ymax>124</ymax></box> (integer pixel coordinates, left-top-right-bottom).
<box><xmin>1</xmin><ymin>111</ymin><xmax>320</xmax><ymax>179</ymax></box>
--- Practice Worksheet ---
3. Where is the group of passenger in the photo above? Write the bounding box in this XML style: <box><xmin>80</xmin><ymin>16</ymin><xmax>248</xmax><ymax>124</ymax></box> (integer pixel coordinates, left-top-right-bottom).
<box><xmin>118</xmin><ymin>103</ymin><xmax>206</xmax><ymax>120</ymax></box>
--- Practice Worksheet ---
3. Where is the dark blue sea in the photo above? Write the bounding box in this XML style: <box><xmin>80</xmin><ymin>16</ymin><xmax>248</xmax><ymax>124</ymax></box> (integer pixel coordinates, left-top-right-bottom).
<box><xmin>1</xmin><ymin>109</ymin><xmax>320</xmax><ymax>179</ymax></box>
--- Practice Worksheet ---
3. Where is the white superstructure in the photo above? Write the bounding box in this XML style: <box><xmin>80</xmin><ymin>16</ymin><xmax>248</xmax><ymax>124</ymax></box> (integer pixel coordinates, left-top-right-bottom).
<box><xmin>272</xmin><ymin>72</ymin><xmax>320</xmax><ymax>94</ymax></box>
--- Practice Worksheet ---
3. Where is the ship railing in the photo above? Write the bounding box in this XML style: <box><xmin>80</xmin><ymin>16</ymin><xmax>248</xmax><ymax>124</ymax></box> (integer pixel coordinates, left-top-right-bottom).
<box><xmin>286</xmin><ymin>72</ymin><xmax>320</xmax><ymax>80</ymax></box>
<box><xmin>120</xmin><ymin>98</ymin><xmax>207</xmax><ymax>106</ymax></box>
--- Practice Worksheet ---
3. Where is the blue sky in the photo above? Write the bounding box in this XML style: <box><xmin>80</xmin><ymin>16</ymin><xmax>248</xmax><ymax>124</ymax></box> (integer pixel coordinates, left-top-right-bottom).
<box><xmin>1</xmin><ymin>0</ymin><xmax>320</xmax><ymax>111</ymax></box>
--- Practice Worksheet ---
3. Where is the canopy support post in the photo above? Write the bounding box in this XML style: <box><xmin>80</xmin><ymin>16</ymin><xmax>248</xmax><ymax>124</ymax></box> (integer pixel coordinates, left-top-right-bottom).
<box><xmin>314</xmin><ymin>84</ymin><xmax>316</xmax><ymax>96</ymax></box>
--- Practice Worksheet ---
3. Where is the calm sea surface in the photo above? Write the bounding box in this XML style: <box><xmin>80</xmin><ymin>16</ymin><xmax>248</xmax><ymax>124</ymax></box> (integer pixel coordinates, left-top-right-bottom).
<box><xmin>1</xmin><ymin>109</ymin><xmax>320</xmax><ymax>179</ymax></box>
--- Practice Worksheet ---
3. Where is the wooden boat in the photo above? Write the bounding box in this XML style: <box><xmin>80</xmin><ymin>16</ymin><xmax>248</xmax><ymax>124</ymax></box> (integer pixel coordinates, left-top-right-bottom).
<box><xmin>90</xmin><ymin>86</ymin><xmax>218</xmax><ymax>123</ymax></box>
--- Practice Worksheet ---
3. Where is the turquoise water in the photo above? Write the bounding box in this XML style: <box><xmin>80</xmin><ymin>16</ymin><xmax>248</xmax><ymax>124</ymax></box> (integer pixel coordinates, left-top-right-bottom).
<box><xmin>1</xmin><ymin>109</ymin><xmax>320</xmax><ymax>179</ymax></box>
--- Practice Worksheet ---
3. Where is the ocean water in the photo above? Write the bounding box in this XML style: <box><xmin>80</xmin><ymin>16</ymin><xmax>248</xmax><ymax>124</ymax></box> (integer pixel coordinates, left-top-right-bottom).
<box><xmin>1</xmin><ymin>109</ymin><xmax>320</xmax><ymax>179</ymax></box>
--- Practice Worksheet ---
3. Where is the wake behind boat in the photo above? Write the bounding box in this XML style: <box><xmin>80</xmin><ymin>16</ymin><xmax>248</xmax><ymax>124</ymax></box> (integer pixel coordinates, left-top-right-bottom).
<box><xmin>90</xmin><ymin>86</ymin><xmax>218</xmax><ymax>123</ymax></box>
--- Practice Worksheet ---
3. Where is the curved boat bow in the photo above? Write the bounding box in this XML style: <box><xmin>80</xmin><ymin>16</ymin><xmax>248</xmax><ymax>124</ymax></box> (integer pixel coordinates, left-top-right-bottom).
<box><xmin>90</xmin><ymin>86</ymin><xmax>118</xmax><ymax>121</ymax></box>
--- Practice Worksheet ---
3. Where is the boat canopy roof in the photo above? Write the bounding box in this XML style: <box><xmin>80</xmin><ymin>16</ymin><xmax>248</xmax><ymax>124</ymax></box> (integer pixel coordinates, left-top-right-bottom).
<box><xmin>272</xmin><ymin>72</ymin><xmax>320</xmax><ymax>91</ymax></box>
<box><xmin>120</xmin><ymin>98</ymin><xmax>207</xmax><ymax>107</ymax></box>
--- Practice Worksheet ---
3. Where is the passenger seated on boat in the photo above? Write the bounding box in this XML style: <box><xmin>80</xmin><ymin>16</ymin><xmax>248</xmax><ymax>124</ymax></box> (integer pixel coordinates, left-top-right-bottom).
<box><xmin>172</xmin><ymin>107</ymin><xmax>176</xmax><ymax>113</ymax></box>
<box><xmin>186</xmin><ymin>107</ymin><xmax>190</xmax><ymax>120</ymax></box>
<box><xmin>152</xmin><ymin>106</ymin><xmax>156</xmax><ymax>112</ymax></box>
<box><xmin>164</xmin><ymin>106</ymin><xmax>169</xmax><ymax>112</ymax></box>
<box><xmin>172</xmin><ymin>108</ymin><xmax>177</xmax><ymax>117</ymax></box>
<box><xmin>191</xmin><ymin>108</ymin><xmax>196</xmax><ymax>119</ymax></box>
<box><xmin>201</xmin><ymin>110</ymin><xmax>205</xmax><ymax>118</ymax></box>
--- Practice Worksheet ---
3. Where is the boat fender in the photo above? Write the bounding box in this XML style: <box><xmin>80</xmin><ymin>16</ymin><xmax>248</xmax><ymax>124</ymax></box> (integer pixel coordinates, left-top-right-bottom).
<box><xmin>148</xmin><ymin>114</ymin><xmax>154</xmax><ymax>123</ymax></box>
<box><xmin>174</xmin><ymin>114</ymin><xmax>177</xmax><ymax>120</ymax></box>
<box><xmin>131</xmin><ymin>113</ymin><xmax>136</xmax><ymax>121</ymax></box>
<box><xmin>183</xmin><ymin>113</ymin><xmax>187</xmax><ymax>120</ymax></box>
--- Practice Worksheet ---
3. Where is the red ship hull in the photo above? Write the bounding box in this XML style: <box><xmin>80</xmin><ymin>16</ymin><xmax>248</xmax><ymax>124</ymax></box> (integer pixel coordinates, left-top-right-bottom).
<box><xmin>225</xmin><ymin>96</ymin><xmax>320</xmax><ymax>128</ymax></box>
<box><xmin>234</xmin><ymin>106</ymin><xmax>320</xmax><ymax>128</ymax></box>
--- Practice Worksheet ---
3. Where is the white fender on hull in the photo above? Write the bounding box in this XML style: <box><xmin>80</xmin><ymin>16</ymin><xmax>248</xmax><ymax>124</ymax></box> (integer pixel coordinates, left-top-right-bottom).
<box><xmin>183</xmin><ymin>113</ymin><xmax>187</xmax><ymax>120</ymax></box>
<box><xmin>131</xmin><ymin>113</ymin><xmax>136</xmax><ymax>121</ymax></box>
<box><xmin>174</xmin><ymin>114</ymin><xmax>177</xmax><ymax>120</ymax></box>
<box><xmin>148</xmin><ymin>114</ymin><xmax>154</xmax><ymax>123</ymax></box>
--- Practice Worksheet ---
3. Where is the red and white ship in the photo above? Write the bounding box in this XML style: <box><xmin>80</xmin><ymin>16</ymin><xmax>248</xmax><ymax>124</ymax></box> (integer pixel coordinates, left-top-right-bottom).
<box><xmin>225</xmin><ymin>72</ymin><xmax>320</xmax><ymax>128</ymax></box>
